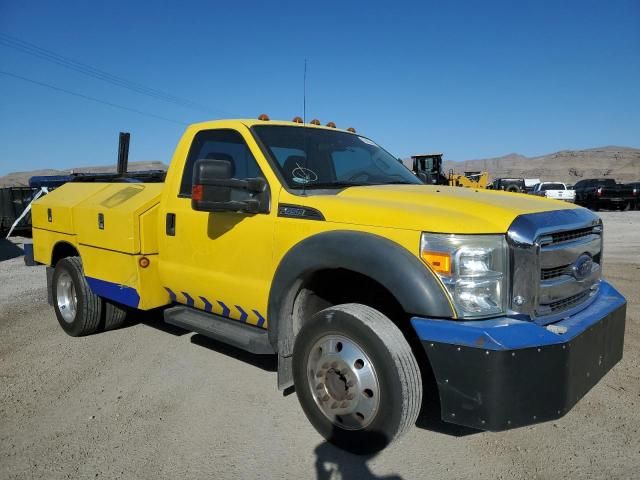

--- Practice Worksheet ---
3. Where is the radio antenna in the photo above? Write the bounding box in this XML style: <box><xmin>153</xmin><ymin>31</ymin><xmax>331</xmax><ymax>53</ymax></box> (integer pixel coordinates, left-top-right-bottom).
<box><xmin>303</xmin><ymin>58</ymin><xmax>307</xmax><ymax>123</ymax></box>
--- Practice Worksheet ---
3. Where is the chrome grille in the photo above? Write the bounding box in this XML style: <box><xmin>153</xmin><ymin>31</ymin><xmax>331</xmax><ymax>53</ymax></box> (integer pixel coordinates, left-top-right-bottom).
<box><xmin>547</xmin><ymin>226</ymin><xmax>595</xmax><ymax>245</ymax></box>
<box><xmin>541</xmin><ymin>264</ymin><xmax>570</xmax><ymax>280</ymax></box>
<box><xmin>507</xmin><ymin>209</ymin><xmax>603</xmax><ymax>324</ymax></box>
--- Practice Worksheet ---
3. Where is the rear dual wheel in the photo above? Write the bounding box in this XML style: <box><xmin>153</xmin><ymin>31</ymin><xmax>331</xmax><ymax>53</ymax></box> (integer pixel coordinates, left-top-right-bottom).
<box><xmin>293</xmin><ymin>304</ymin><xmax>422</xmax><ymax>454</ymax></box>
<box><xmin>52</xmin><ymin>256</ymin><xmax>127</xmax><ymax>336</ymax></box>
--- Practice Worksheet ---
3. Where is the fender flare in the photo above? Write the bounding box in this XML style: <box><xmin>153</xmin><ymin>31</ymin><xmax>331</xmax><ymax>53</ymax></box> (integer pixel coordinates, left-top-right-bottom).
<box><xmin>267</xmin><ymin>230</ymin><xmax>455</xmax><ymax>356</ymax></box>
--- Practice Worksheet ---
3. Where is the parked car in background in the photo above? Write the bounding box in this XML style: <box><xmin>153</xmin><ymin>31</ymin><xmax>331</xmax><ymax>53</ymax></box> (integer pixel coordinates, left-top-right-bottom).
<box><xmin>574</xmin><ymin>178</ymin><xmax>634</xmax><ymax>211</ymax></box>
<box><xmin>488</xmin><ymin>177</ymin><xmax>526</xmax><ymax>192</ymax></box>
<box><xmin>531</xmin><ymin>182</ymin><xmax>575</xmax><ymax>202</ymax></box>
<box><xmin>626</xmin><ymin>182</ymin><xmax>640</xmax><ymax>210</ymax></box>
<box><xmin>524</xmin><ymin>178</ymin><xmax>541</xmax><ymax>193</ymax></box>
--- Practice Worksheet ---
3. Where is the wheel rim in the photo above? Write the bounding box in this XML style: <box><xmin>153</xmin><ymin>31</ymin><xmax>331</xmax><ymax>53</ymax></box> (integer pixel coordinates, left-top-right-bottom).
<box><xmin>56</xmin><ymin>270</ymin><xmax>77</xmax><ymax>323</ymax></box>
<box><xmin>306</xmin><ymin>334</ymin><xmax>380</xmax><ymax>430</ymax></box>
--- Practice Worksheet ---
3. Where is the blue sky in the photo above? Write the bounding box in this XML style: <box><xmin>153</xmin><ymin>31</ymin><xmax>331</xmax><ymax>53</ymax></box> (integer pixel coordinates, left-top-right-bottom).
<box><xmin>0</xmin><ymin>0</ymin><xmax>638</xmax><ymax>175</ymax></box>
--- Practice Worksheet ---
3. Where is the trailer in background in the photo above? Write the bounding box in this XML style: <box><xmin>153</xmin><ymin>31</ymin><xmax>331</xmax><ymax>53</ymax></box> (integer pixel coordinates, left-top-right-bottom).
<box><xmin>0</xmin><ymin>187</ymin><xmax>40</xmax><ymax>236</ymax></box>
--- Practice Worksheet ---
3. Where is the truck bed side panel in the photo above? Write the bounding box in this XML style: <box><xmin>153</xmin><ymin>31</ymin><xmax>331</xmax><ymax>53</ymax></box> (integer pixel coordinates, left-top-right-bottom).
<box><xmin>79</xmin><ymin>245</ymin><xmax>169</xmax><ymax>310</ymax></box>
<box><xmin>32</xmin><ymin>228</ymin><xmax>78</xmax><ymax>265</ymax></box>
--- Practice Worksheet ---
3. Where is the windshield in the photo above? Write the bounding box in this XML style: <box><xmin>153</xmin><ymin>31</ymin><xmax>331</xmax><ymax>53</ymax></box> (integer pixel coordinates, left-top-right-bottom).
<box><xmin>415</xmin><ymin>157</ymin><xmax>435</xmax><ymax>172</ymax></box>
<box><xmin>252</xmin><ymin>126</ymin><xmax>421</xmax><ymax>189</ymax></box>
<box><xmin>540</xmin><ymin>183</ymin><xmax>565</xmax><ymax>191</ymax></box>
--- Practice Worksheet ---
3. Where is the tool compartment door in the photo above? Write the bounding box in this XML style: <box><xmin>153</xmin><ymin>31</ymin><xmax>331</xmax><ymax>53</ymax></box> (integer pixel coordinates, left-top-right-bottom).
<box><xmin>74</xmin><ymin>183</ymin><xmax>163</xmax><ymax>254</ymax></box>
<box><xmin>32</xmin><ymin>183</ymin><xmax>110</xmax><ymax>234</ymax></box>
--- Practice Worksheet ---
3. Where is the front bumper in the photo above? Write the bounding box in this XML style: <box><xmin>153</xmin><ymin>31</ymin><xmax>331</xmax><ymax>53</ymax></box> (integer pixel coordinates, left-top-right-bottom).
<box><xmin>411</xmin><ymin>280</ymin><xmax>626</xmax><ymax>431</ymax></box>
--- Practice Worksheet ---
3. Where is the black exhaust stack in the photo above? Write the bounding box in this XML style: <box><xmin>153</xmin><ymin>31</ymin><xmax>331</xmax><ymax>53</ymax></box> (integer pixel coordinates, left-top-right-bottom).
<box><xmin>117</xmin><ymin>132</ymin><xmax>130</xmax><ymax>176</ymax></box>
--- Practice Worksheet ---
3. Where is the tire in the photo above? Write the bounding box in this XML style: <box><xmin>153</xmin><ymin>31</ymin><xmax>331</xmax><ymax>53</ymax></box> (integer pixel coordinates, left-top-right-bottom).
<box><xmin>104</xmin><ymin>301</ymin><xmax>128</xmax><ymax>330</ymax></box>
<box><xmin>293</xmin><ymin>304</ymin><xmax>422</xmax><ymax>454</ymax></box>
<box><xmin>52</xmin><ymin>256</ymin><xmax>102</xmax><ymax>337</ymax></box>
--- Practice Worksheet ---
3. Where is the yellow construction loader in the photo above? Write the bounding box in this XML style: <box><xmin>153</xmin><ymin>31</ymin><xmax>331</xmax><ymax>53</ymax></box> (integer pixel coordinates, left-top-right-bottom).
<box><xmin>410</xmin><ymin>153</ymin><xmax>488</xmax><ymax>188</ymax></box>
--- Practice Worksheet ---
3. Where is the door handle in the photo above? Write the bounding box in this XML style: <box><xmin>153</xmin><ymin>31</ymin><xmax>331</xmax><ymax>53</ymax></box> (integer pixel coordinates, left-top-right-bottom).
<box><xmin>166</xmin><ymin>213</ymin><xmax>176</xmax><ymax>236</ymax></box>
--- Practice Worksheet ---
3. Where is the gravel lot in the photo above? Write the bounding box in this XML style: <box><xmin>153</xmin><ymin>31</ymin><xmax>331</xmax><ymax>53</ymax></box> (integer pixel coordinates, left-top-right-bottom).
<box><xmin>1</xmin><ymin>211</ymin><xmax>639</xmax><ymax>480</ymax></box>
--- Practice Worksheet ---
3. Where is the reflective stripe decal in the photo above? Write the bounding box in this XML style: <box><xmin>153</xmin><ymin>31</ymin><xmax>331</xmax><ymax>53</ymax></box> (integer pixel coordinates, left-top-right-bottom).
<box><xmin>235</xmin><ymin>305</ymin><xmax>248</xmax><ymax>322</ymax></box>
<box><xmin>217</xmin><ymin>301</ymin><xmax>231</xmax><ymax>318</ymax></box>
<box><xmin>182</xmin><ymin>292</ymin><xmax>194</xmax><ymax>307</ymax></box>
<box><xmin>199</xmin><ymin>296</ymin><xmax>212</xmax><ymax>313</ymax></box>
<box><xmin>163</xmin><ymin>287</ymin><xmax>267</xmax><ymax>328</ymax></box>
<box><xmin>253</xmin><ymin>310</ymin><xmax>266</xmax><ymax>328</ymax></box>
<box><xmin>165</xmin><ymin>287</ymin><xmax>177</xmax><ymax>302</ymax></box>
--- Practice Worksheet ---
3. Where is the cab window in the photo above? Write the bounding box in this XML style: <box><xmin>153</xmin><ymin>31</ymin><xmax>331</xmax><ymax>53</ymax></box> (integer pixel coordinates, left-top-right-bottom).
<box><xmin>179</xmin><ymin>129</ymin><xmax>262</xmax><ymax>196</ymax></box>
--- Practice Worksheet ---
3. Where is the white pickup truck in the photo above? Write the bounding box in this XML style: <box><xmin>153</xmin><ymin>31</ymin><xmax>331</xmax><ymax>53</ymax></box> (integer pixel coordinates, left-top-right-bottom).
<box><xmin>532</xmin><ymin>182</ymin><xmax>575</xmax><ymax>202</ymax></box>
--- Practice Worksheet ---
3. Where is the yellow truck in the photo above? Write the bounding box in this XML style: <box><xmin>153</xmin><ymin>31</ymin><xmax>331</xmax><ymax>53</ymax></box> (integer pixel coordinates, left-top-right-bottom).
<box><xmin>32</xmin><ymin>117</ymin><xmax>626</xmax><ymax>453</ymax></box>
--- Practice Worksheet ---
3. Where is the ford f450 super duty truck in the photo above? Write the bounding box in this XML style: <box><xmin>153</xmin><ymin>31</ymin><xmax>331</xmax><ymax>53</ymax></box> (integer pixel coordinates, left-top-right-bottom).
<box><xmin>31</xmin><ymin>118</ymin><xmax>626</xmax><ymax>453</ymax></box>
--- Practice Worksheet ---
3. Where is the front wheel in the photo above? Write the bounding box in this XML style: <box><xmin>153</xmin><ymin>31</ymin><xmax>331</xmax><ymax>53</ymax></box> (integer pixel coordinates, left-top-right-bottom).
<box><xmin>293</xmin><ymin>304</ymin><xmax>422</xmax><ymax>454</ymax></box>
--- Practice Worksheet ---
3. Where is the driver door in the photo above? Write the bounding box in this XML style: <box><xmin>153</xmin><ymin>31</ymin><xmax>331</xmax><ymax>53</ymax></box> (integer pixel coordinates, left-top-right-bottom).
<box><xmin>158</xmin><ymin>127</ymin><xmax>275</xmax><ymax>327</ymax></box>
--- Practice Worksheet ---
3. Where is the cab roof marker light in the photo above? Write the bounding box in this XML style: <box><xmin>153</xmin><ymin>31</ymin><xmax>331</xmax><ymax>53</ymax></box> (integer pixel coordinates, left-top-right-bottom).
<box><xmin>292</xmin><ymin>116</ymin><xmax>303</xmax><ymax>123</ymax></box>
<box><xmin>326</xmin><ymin>121</ymin><xmax>336</xmax><ymax>128</ymax></box>
<box><xmin>347</xmin><ymin>127</ymin><xmax>356</xmax><ymax>133</ymax></box>
<box><xmin>258</xmin><ymin>113</ymin><xmax>270</xmax><ymax>121</ymax></box>
<box><xmin>310</xmin><ymin>119</ymin><xmax>321</xmax><ymax>125</ymax></box>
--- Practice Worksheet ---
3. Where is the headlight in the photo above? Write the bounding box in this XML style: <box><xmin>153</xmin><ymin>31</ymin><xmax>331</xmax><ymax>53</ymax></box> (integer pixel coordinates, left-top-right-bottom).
<box><xmin>420</xmin><ymin>233</ymin><xmax>508</xmax><ymax>319</ymax></box>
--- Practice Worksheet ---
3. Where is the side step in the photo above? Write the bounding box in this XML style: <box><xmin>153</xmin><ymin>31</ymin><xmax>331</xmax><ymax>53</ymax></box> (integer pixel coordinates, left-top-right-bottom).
<box><xmin>163</xmin><ymin>306</ymin><xmax>274</xmax><ymax>355</ymax></box>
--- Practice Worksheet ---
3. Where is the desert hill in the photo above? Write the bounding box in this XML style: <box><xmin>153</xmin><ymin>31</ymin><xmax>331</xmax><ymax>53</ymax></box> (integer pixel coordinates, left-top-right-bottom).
<box><xmin>442</xmin><ymin>146</ymin><xmax>640</xmax><ymax>184</ymax></box>
<box><xmin>2</xmin><ymin>146</ymin><xmax>639</xmax><ymax>188</ymax></box>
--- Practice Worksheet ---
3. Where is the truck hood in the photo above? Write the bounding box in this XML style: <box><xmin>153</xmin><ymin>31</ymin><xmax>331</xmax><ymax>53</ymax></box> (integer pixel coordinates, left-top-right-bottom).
<box><xmin>284</xmin><ymin>184</ymin><xmax>580</xmax><ymax>234</ymax></box>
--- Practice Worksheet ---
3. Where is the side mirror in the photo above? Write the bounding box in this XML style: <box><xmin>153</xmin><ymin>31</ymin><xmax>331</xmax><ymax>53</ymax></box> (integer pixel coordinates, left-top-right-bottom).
<box><xmin>191</xmin><ymin>159</ymin><xmax>268</xmax><ymax>213</ymax></box>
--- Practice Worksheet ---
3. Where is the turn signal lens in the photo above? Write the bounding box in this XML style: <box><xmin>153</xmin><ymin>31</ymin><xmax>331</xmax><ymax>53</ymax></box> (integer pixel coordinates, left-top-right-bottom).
<box><xmin>138</xmin><ymin>257</ymin><xmax>150</xmax><ymax>268</ymax></box>
<box><xmin>192</xmin><ymin>184</ymin><xmax>203</xmax><ymax>201</ymax></box>
<box><xmin>292</xmin><ymin>116</ymin><xmax>303</xmax><ymax>123</ymax></box>
<box><xmin>310</xmin><ymin>119</ymin><xmax>321</xmax><ymax>125</ymax></box>
<box><xmin>258</xmin><ymin>113</ymin><xmax>270</xmax><ymax>121</ymax></box>
<box><xmin>421</xmin><ymin>251</ymin><xmax>451</xmax><ymax>274</ymax></box>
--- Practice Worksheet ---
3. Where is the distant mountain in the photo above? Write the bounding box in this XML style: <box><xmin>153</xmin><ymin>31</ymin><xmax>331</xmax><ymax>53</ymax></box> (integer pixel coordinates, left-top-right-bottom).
<box><xmin>442</xmin><ymin>146</ymin><xmax>640</xmax><ymax>184</ymax></box>
<box><xmin>0</xmin><ymin>161</ymin><xmax>167</xmax><ymax>187</ymax></box>
<box><xmin>2</xmin><ymin>146</ymin><xmax>639</xmax><ymax>188</ymax></box>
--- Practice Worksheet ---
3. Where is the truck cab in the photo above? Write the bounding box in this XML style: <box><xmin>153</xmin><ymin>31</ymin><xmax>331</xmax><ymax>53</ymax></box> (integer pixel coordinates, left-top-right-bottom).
<box><xmin>31</xmin><ymin>118</ymin><xmax>626</xmax><ymax>453</ymax></box>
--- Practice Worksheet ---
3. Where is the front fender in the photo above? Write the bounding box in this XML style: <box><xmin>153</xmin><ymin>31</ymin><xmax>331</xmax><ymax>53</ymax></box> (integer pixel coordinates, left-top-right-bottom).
<box><xmin>267</xmin><ymin>230</ymin><xmax>454</xmax><ymax>355</ymax></box>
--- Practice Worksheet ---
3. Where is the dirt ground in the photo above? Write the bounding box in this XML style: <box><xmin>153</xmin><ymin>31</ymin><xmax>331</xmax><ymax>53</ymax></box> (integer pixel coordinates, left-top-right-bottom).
<box><xmin>1</xmin><ymin>211</ymin><xmax>639</xmax><ymax>480</ymax></box>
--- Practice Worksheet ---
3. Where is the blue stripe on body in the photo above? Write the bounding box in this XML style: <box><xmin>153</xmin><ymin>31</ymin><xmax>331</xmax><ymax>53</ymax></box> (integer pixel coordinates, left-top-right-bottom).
<box><xmin>253</xmin><ymin>310</ymin><xmax>266</xmax><ymax>328</ymax></box>
<box><xmin>165</xmin><ymin>287</ymin><xmax>177</xmax><ymax>302</ymax></box>
<box><xmin>87</xmin><ymin>277</ymin><xmax>140</xmax><ymax>308</ymax></box>
<box><xmin>199</xmin><ymin>296</ymin><xmax>212</xmax><ymax>312</ymax></box>
<box><xmin>182</xmin><ymin>292</ymin><xmax>194</xmax><ymax>307</ymax></box>
<box><xmin>217</xmin><ymin>301</ymin><xmax>230</xmax><ymax>317</ymax></box>
<box><xmin>162</xmin><ymin>287</ymin><xmax>266</xmax><ymax>328</ymax></box>
<box><xmin>235</xmin><ymin>305</ymin><xmax>248</xmax><ymax>322</ymax></box>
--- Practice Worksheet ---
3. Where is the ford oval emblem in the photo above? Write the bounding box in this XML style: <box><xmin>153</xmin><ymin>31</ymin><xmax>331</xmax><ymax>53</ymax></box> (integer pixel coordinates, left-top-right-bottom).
<box><xmin>572</xmin><ymin>254</ymin><xmax>593</xmax><ymax>281</ymax></box>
